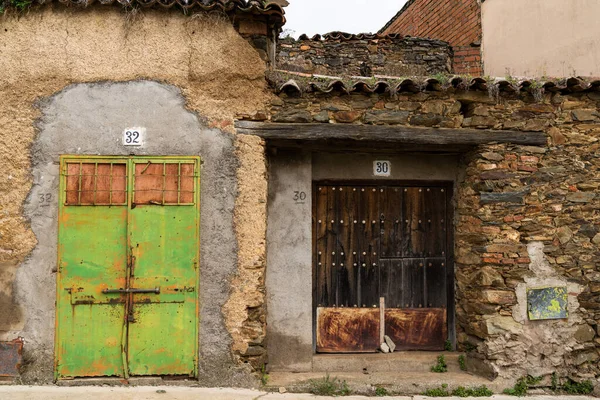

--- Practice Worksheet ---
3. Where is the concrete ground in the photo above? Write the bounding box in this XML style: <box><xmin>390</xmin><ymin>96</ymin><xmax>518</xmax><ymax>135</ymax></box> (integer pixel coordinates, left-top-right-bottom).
<box><xmin>0</xmin><ymin>386</ymin><xmax>595</xmax><ymax>400</ymax></box>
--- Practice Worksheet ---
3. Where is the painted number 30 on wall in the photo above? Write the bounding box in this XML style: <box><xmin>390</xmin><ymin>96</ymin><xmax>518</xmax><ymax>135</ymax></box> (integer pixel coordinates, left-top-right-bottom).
<box><xmin>122</xmin><ymin>127</ymin><xmax>146</xmax><ymax>146</ymax></box>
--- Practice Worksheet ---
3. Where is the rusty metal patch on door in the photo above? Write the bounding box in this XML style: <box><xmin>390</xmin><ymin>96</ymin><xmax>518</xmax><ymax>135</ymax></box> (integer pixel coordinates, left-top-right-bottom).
<box><xmin>0</xmin><ymin>338</ymin><xmax>23</xmax><ymax>377</ymax></box>
<box><xmin>527</xmin><ymin>287</ymin><xmax>568</xmax><ymax>320</ymax></box>
<box><xmin>316</xmin><ymin>307</ymin><xmax>380</xmax><ymax>353</ymax></box>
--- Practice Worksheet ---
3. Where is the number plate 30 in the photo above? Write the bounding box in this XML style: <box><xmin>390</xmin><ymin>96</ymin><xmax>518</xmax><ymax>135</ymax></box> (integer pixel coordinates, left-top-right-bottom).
<box><xmin>373</xmin><ymin>160</ymin><xmax>391</xmax><ymax>177</ymax></box>
<box><xmin>123</xmin><ymin>128</ymin><xmax>145</xmax><ymax>146</ymax></box>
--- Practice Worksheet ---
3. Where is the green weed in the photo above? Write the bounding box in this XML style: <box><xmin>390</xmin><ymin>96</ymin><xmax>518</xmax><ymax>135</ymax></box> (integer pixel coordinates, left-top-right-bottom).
<box><xmin>562</xmin><ymin>379</ymin><xmax>594</xmax><ymax>395</ymax></box>
<box><xmin>431</xmin><ymin>354</ymin><xmax>448</xmax><ymax>373</ymax></box>
<box><xmin>503</xmin><ymin>375</ymin><xmax>542</xmax><ymax>396</ymax></box>
<box><xmin>452</xmin><ymin>385</ymin><xmax>493</xmax><ymax>397</ymax></box>
<box><xmin>260</xmin><ymin>364</ymin><xmax>269</xmax><ymax>386</ymax></box>
<box><xmin>308</xmin><ymin>374</ymin><xmax>351</xmax><ymax>396</ymax></box>
<box><xmin>375</xmin><ymin>386</ymin><xmax>388</xmax><ymax>397</ymax></box>
<box><xmin>444</xmin><ymin>340</ymin><xmax>452</xmax><ymax>351</ymax></box>
<box><xmin>423</xmin><ymin>384</ymin><xmax>449</xmax><ymax>397</ymax></box>
<box><xmin>458</xmin><ymin>354</ymin><xmax>467</xmax><ymax>371</ymax></box>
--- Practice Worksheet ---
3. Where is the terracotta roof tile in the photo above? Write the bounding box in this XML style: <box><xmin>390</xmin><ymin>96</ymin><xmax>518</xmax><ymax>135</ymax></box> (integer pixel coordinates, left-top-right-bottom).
<box><xmin>34</xmin><ymin>0</ymin><xmax>285</xmax><ymax>28</ymax></box>
<box><xmin>268</xmin><ymin>70</ymin><xmax>600</xmax><ymax>96</ymax></box>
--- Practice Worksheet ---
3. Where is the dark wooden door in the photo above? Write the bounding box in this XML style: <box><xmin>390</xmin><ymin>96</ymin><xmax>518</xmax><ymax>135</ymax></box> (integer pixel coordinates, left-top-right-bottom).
<box><xmin>314</xmin><ymin>184</ymin><xmax>450</xmax><ymax>353</ymax></box>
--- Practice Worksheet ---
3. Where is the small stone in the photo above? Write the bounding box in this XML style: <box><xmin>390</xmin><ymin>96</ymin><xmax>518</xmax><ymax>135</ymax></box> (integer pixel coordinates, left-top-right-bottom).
<box><xmin>473</xmin><ymin>105</ymin><xmax>490</xmax><ymax>116</ymax></box>
<box><xmin>470</xmin><ymin>267</ymin><xmax>504</xmax><ymax>287</ymax></box>
<box><xmin>567</xmin><ymin>192</ymin><xmax>596</xmax><ymax>203</ymax></box>
<box><xmin>313</xmin><ymin>111</ymin><xmax>330</xmax><ymax>123</ymax></box>
<box><xmin>333</xmin><ymin>111</ymin><xmax>362</xmax><ymax>123</ymax></box>
<box><xmin>592</xmin><ymin>233</ymin><xmax>600</xmax><ymax>245</ymax></box>
<box><xmin>485</xmin><ymin>316</ymin><xmax>523</xmax><ymax>335</ymax></box>
<box><xmin>479</xmin><ymin>171</ymin><xmax>515</xmax><ymax>180</ymax></box>
<box><xmin>480</xmin><ymin>191</ymin><xmax>527</xmax><ymax>205</ymax></box>
<box><xmin>523</xmin><ymin>119</ymin><xmax>549</xmax><ymax>131</ymax></box>
<box><xmin>279</xmin><ymin>387</ymin><xmax>287</xmax><ymax>394</ymax></box>
<box><xmin>518</xmin><ymin>104</ymin><xmax>555</xmax><ymax>114</ymax></box>
<box><xmin>519</xmin><ymin>145</ymin><xmax>547</xmax><ymax>154</ymax></box>
<box><xmin>572</xmin><ymin>109</ymin><xmax>599</xmax><ymax>122</ymax></box>
<box><xmin>479</xmin><ymin>290</ymin><xmax>516</xmax><ymax>305</ymax></box>
<box><xmin>574</xmin><ymin>324</ymin><xmax>596</xmax><ymax>343</ymax></box>
<box><xmin>397</xmin><ymin>101</ymin><xmax>421</xmax><ymax>111</ymax></box>
<box><xmin>481</xmin><ymin>152</ymin><xmax>504</xmax><ymax>161</ymax></box>
<box><xmin>380</xmin><ymin>342</ymin><xmax>390</xmax><ymax>353</ymax></box>
<box><xmin>410</xmin><ymin>114</ymin><xmax>443</xmax><ymax>127</ymax></box>
<box><xmin>272</xmin><ymin>110</ymin><xmax>312</xmax><ymax>123</ymax></box>
<box><xmin>573</xmin><ymin>350</ymin><xmax>599</xmax><ymax>365</ymax></box>
<box><xmin>384</xmin><ymin>335</ymin><xmax>396</xmax><ymax>352</ymax></box>
<box><xmin>364</xmin><ymin>111</ymin><xmax>410</xmax><ymax>125</ymax></box>
<box><xmin>556</xmin><ymin>226</ymin><xmax>573</xmax><ymax>244</ymax></box>
<box><xmin>156</xmin><ymin>390</ymin><xmax>167</xmax><ymax>394</ymax></box>
<box><xmin>420</xmin><ymin>101</ymin><xmax>444</xmax><ymax>114</ymax></box>
<box><xmin>300</xmin><ymin>45</ymin><xmax>310</xmax><ymax>51</ymax></box>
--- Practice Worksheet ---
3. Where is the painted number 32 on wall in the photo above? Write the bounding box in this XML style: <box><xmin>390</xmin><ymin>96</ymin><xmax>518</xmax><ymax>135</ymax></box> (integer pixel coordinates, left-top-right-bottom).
<box><xmin>122</xmin><ymin>127</ymin><xmax>146</xmax><ymax>146</ymax></box>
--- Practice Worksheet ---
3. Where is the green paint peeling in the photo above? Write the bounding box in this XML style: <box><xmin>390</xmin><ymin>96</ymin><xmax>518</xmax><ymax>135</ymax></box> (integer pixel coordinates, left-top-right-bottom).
<box><xmin>527</xmin><ymin>286</ymin><xmax>568</xmax><ymax>321</ymax></box>
<box><xmin>55</xmin><ymin>156</ymin><xmax>200</xmax><ymax>380</ymax></box>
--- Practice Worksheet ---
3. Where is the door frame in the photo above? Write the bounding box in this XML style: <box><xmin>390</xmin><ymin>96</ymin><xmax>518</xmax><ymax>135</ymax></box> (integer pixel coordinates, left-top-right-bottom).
<box><xmin>54</xmin><ymin>155</ymin><xmax>201</xmax><ymax>380</ymax></box>
<box><xmin>311</xmin><ymin>179</ymin><xmax>455</xmax><ymax>352</ymax></box>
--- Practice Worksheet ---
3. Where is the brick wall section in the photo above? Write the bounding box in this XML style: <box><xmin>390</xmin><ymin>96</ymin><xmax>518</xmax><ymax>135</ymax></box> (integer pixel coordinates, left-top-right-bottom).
<box><xmin>277</xmin><ymin>36</ymin><xmax>452</xmax><ymax>77</ymax></box>
<box><xmin>382</xmin><ymin>0</ymin><xmax>483</xmax><ymax>75</ymax></box>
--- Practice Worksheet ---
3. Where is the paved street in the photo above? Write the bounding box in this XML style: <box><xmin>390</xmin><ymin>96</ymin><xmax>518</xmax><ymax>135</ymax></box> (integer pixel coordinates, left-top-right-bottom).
<box><xmin>0</xmin><ymin>386</ymin><xmax>595</xmax><ymax>400</ymax></box>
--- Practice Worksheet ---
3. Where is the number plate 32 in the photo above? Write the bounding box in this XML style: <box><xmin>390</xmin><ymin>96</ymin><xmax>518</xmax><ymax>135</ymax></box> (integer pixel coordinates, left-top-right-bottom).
<box><xmin>123</xmin><ymin>128</ymin><xmax>145</xmax><ymax>146</ymax></box>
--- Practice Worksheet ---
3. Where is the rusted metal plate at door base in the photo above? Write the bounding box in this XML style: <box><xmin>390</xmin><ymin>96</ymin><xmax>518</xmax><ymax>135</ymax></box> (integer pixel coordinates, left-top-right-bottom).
<box><xmin>316</xmin><ymin>307</ymin><xmax>379</xmax><ymax>353</ymax></box>
<box><xmin>385</xmin><ymin>308</ymin><xmax>446</xmax><ymax>351</ymax></box>
<box><xmin>0</xmin><ymin>338</ymin><xmax>23</xmax><ymax>377</ymax></box>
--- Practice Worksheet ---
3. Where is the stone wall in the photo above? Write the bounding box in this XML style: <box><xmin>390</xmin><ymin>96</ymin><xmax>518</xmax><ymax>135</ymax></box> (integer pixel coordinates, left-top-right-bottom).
<box><xmin>248</xmin><ymin>84</ymin><xmax>600</xmax><ymax>384</ymax></box>
<box><xmin>276</xmin><ymin>34</ymin><xmax>452</xmax><ymax>77</ymax></box>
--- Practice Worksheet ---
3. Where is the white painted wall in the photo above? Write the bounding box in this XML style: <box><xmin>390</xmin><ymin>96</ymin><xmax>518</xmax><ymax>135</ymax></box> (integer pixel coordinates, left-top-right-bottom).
<box><xmin>482</xmin><ymin>0</ymin><xmax>600</xmax><ymax>77</ymax></box>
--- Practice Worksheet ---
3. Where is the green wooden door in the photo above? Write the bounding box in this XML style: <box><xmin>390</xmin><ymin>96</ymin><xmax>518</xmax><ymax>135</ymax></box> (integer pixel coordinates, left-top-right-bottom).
<box><xmin>56</xmin><ymin>156</ymin><xmax>200</xmax><ymax>380</ymax></box>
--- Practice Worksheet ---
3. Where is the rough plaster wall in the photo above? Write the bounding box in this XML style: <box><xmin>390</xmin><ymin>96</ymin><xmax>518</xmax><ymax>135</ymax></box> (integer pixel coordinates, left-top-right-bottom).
<box><xmin>0</xmin><ymin>8</ymin><xmax>271</xmax><ymax>385</ymax></box>
<box><xmin>222</xmin><ymin>134</ymin><xmax>269</xmax><ymax>368</ymax></box>
<box><xmin>266</xmin><ymin>150</ymin><xmax>313</xmax><ymax>372</ymax></box>
<box><xmin>19</xmin><ymin>81</ymin><xmax>241</xmax><ymax>384</ymax></box>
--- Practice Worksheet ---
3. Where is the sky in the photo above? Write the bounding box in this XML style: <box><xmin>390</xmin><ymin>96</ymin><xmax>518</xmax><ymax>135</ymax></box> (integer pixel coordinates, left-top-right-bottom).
<box><xmin>282</xmin><ymin>0</ymin><xmax>409</xmax><ymax>38</ymax></box>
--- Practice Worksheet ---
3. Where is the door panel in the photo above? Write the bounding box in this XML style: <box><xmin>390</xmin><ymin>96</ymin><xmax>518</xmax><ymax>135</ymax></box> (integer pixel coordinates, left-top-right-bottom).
<box><xmin>316</xmin><ymin>308</ymin><xmax>380</xmax><ymax>353</ymax></box>
<box><xmin>57</xmin><ymin>157</ymin><xmax>200</xmax><ymax>379</ymax></box>
<box><xmin>385</xmin><ymin>308</ymin><xmax>447</xmax><ymax>351</ymax></box>
<box><xmin>57</xmin><ymin>160</ymin><xmax>128</xmax><ymax>378</ymax></box>
<box><xmin>315</xmin><ymin>183</ymin><xmax>450</xmax><ymax>353</ymax></box>
<box><xmin>128</xmin><ymin>160</ymin><xmax>199</xmax><ymax>376</ymax></box>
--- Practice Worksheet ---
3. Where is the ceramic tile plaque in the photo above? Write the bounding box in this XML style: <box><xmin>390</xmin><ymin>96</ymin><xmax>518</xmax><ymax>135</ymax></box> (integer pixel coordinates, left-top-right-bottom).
<box><xmin>527</xmin><ymin>286</ymin><xmax>568</xmax><ymax>320</ymax></box>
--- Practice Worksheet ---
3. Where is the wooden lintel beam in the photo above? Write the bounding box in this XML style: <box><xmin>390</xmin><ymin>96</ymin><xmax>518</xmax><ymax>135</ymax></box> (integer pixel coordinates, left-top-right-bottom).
<box><xmin>234</xmin><ymin>121</ymin><xmax>547</xmax><ymax>146</ymax></box>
